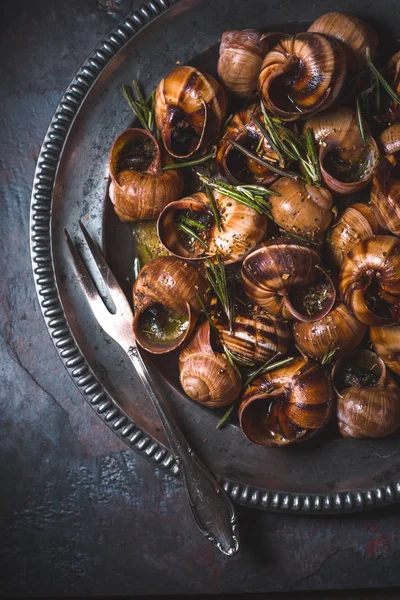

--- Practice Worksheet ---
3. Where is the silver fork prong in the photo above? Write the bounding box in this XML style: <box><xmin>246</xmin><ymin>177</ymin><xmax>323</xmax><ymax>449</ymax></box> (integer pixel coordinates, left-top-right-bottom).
<box><xmin>64</xmin><ymin>228</ymin><xmax>110</xmax><ymax>326</ymax></box>
<box><xmin>78</xmin><ymin>220</ymin><xmax>133</xmax><ymax>319</ymax></box>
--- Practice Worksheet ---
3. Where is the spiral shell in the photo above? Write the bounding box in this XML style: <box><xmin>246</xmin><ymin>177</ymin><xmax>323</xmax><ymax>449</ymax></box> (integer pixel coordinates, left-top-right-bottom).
<box><xmin>157</xmin><ymin>191</ymin><xmax>267</xmax><ymax>264</ymax></box>
<box><xmin>326</xmin><ymin>202</ymin><xmax>380</xmax><ymax>269</ymax></box>
<box><xmin>259</xmin><ymin>32</ymin><xmax>346</xmax><ymax>121</ymax></box>
<box><xmin>339</xmin><ymin>235</ymin><xmax>400</xmax><ymax>326</ymax></box>
<box><xmin>215</xmin><ymin>312</ymin><xmax>290</xmax><ymax>366</ymax></box>
<box><xmin>268</xmin><ymin>177</ymin><xmax>333</xmax><ymax>242</ymax></box>
<box><xmin>179</xmin><ymin>321</ymin><xmax>242</xmax><ymax>408</ymax></box>
<box><xmin>154</xmin><ymin>66</ymin><xmax>227</xmax><ymax>159</ymax></box>
<box><xmin>108</xmin><ymin>128</ymin><xmax>184</xmax><ymax>222</ymax></box>
<box><xmin>370</xmin><ymin>324</ymin><xmax>400</xmax><ymax>375</ymax></box>
<box><xmin>308</xmin><ymin>12</ymin><xmax>378</xmax><ymax>72</ymax></box>
<box><xmin>293</xmin><ymin>302</ymin><xmax>367</xmax><ymax>362</ymax></box>
<box><xmin>370</xmin><ymin>153</ymin><xmax>400</xmax><ymax>236</ymax></box>
<box><xmin>305</xmin><ymin>107</ymin><xmax>380</xmax><ymax>194</ymax></box>
<box><xmin>241</xmin><ymin>237</ymin><xmax>336</xmax><ymax>321</ymax></box>
<box><xmin>337</xmin><ymin>376</ymin><xmax>400</xmax><ymax>439</ymax></box>
<box><xmin>218</xmin><ymin>29</ymin><xmax>267</xmax><ymax>98</ymax></box>
<box><xmin>216</xmin><ymin>104</ymin><xmax>284</xmax><ymax>185</ymax></box>
<box><xmin>132</xmin><ymin>256</ymin><xmax>209</xmax><ymax>353</ymax></box>
<box><xmin>238</xmin><ymin>357</ymin><xmax>333</xmax><ymax>447</ymax></box>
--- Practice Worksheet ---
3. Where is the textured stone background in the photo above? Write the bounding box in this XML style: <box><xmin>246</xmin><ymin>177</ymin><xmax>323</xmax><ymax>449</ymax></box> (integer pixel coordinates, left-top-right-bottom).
<box><xmin>1</xmin><ymin>0</ymin><xmax>400</xmax><ymax>596</ymax></box>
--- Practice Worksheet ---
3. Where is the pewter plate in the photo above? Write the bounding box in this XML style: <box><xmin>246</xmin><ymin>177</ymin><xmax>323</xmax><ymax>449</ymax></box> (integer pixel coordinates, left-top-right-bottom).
<box><xmin>31</xmin><ymin>0</ymin><xmax>400</xmax><ymax>513</ymax></box>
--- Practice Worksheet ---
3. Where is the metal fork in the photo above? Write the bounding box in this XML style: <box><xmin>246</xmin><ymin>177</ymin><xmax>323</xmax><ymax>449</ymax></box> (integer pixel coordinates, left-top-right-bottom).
<box><xmin>65</xmin><ymin>220</ymin><xmax>239</xmax><ymax>556</ymax></box>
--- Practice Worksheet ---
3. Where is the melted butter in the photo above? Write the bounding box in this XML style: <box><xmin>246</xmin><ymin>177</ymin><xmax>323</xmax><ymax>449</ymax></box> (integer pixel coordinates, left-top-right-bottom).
<box><xmin>132</xmin><ymin>220</ymin><xmax>169</xmax><ymax>264</ymax></box>
<box><xmin>138</xmin><ymin>303</ymin><xmax>189</xmax><ymax>344</ymax></box>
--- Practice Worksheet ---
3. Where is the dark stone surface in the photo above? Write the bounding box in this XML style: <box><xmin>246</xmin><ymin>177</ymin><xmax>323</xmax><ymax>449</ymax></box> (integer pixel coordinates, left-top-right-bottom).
<box><xmin>1</xmin><ymin>0</ymin><xmax>400</xmax><ymax>596</ymax></box>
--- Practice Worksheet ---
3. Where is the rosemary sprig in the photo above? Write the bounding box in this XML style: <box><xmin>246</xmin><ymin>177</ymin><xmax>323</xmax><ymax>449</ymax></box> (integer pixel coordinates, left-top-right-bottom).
<box><xmin>223</xmin><ymin>345</ymin><xmax>242</xmax><ymax>377</ymax></box>
<box><xmin>178</xmin><ymin>214</ymin><xmax>206</xmax><ymax>230</ymax></box>
<box><xmin>216</xmin><ymin>355</ymin><xmax>295</xmax><ymax>429</ymax></box>
<box><xmin>204</xmin><ymin>255</ymin><xmax>235</xmax><ymax>333</ymax></box>
<box><xmin>251</xmin><ymin>109</ymin><xmax>285</xmax><ymax>167</ymax></box>
<box><xmin>122</xmin><ymin>80</ymin><xmax>157</xmax><ymax>135</ymax></box>
<box><xmin>356</xmin><ymin>94</ymin><xmax>366</xmax><ymax>146</ymax></box>
<box><xmin>198</xmin><ymin>173</ymin><xmax>278</xmax><ymax>217</ymax></box>
<box><xmin>229</xmin><ymin>139</ymin><xmax>302</xmax><ymax>181</ymax></box>
<box><xmin>162</xmin><ymin>148</ymin><xmax>216</xmax><ymax>171</ymax></box>
<box><xmin>258</xmin><ymin>104</ymin><xmax>322</xmax><ymax>185</ymax></box>
<box><xmin>279</xmin><ymin>228</ymin><xmax>320</xmax><ymax>247</ymax></box>
<box><xmin>176</xmin><ymin>217</ymin><xmax>208</xmax><ymax>248</ymax></box>
<box><xmin>366</xmin><ymin>46</ymin><xmax>400</xmax><ymax>106</ymax></box>
<box><xmin>204</xmin><ymin>184</ymin><xmax>221</xmax><ymax>232</ymax></box>
<box><xmin>196</xmin><ymin>292</ymin><xmax>216</xmax><ymax>330</ymax></box>
<box><xmin>244</xmin><ymin>355</ymin><xmax>294</xmax><ymax>389</ymax></box>
<box><xmin>256</xmin><ymin>135</ymin><xmax>264</xmax><ymax>153</ymax></box>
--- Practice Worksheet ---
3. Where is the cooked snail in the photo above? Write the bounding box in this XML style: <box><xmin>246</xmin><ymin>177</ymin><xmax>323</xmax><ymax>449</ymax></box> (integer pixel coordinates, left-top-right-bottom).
<box><xmin>293</xmin><ymin>302</ymin><xmax>367</xmax><ymax>362</ymax></box>
<box><xmin>132</xmin><ymin>256</ymin><xmax>209</xmax><ymax>353</ymax></box>
<box><xmin>308</xmin><ymin>12</ymin><xmax>378</xmax><ymax>72</ymax></box>
<box><xmin>370</xmin><ymin>324</ymin><xmax>400</xmax><ymax>375</ymax></box>
<box><xmin>215</xmin><ymin>311</ymin><xmax>290</xmax><ymax>366</ymax></box>
<box><xmin>157</xmin><ymin>191</ymin><xmax>267</xmax><ymax>264</ymax></box>
<box><xmin>154</xmin><ymin>65</ymin><xmax>227</xmax><ymax>159</ymax></box>
<box><xmin>370</xmin><ymin>153</ymin><xmax>400</xmax><ymax>236</ymax></box>
<box><xmin>333</xmin><ymin>350</ymin><xmax>400</xmax><ymax>438</ymax></box>
<box><xmin>258</xmin><ymin>32</ymin><xmax>346</xmax><ymax>121</ymax></box>
<box><xmin>218</xmin><ymin>30</ymin><xmax>267</xmax><ymax>98</ymax></box>
<box><xmin>179</xmin><ymin>321</ymin><xmax>242</xmax><ymax>408</ymax></box>
<box><xmin>268</xmin><ymin>177</ymin><xmax>333</xmax><ymax>242</ymax></box>
<box><xmin>305</xmin><ymin>107</ymin><xmax>380</xmax><ymax>194</ymax></box>
<box><xmin>108</xmin><ymin>128</ymin><xmax>183</xmax><ymax>222</ymax></box>
<box><xmin>238</xmin><ymin>357</ymin><xmax>333</xmax><ymax>447</ymax></box>
<box><xmin>241</xmin><ymin>237</ymin><xmax>336</xmax><ymax>321</ymax></box>
<box><xmin>339</xmin><ymin>235</ymin><xmax>400</xmax><ymax>326</ymax></box>
<box><xmin>216</xmin><ymin>104</ymin><xmax>286</xmax><ymax>185</ymax></box>
<box><xmin>326</xmin><ymin>202</ymin><xmax>380</xmax><ymax>269</ymax></box>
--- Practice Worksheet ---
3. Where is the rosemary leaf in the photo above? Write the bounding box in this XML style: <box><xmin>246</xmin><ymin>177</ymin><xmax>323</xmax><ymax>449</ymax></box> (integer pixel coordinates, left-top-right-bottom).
<box><xmin>250</xmin><ymin>110</ymin><xmax>285</xmax><ymax>167</ymax></box>
<box><xmin>176</xmin><ymin>220</ymin><xmax>208</xmax><ymax>248</ymax></box>
<box><xmin>305</xmin><ymin>128</ymin><xmax>322</xmax><ymax>184</ymax></box>
<box><xmin>216</xmin><ymin>403</ymin><xmax>236</xmax><ymax>429</ymax></box>
<box><xmin>205</xmin><ymin>184</ymin><xmax>221</xmax><ymax>232</ymax></box>
<box><xmin>321</xmin><ymin>342</ymin><xmax>339</xmax><ymax>365</ymax></box>
<box><xmin>366</xmin><ymin>46</ymin><xmax>400</xmax><ymax>105</ymax></box>
<box><xmin>223</xmin><ymin>345</ymin><xmax>242</xmax><ymax>377</ymax></box>
<box><xmin>205</xmin><ymin>255</ymin><xmax>235</xmax><ymax>333</ymax></box>
<box><xmin>122</xmin><ymin>84</ymin><xmax>150</xmax><ymax>131</ymax></box>
<box><xmin>229</xmin><ymin>140</ymin><xmax>302</xmax><ymax>180</ymax></box>
<box><xmin>356</xmin><ymin>95</ymin><xmax>366</xmax><ymax>146</ymax></box>
<box><xmin>162</xmin><ymin>149</ymin><xmax>216</xmax><ymax>171</ymax></box>
<box><xmin>244</xmin><ymin>355</ymin><xmax>294</xmax><ymax>389</ymax></box>
<box><xmin>178</xmin><ymin>214</ymin><xmax>206</xmax><ymax>230</ymax></box>
<box><xmin>196</xmin><ymin>292</ymin><xmax>216</xmax><ymax>330</ymax></box>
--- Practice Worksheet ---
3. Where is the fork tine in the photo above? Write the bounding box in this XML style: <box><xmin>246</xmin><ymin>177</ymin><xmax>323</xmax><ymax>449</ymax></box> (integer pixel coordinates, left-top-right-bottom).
<box><xmin>78</xmin><ymin>220</ymin><xmax>132</xmax><ymax>315</ymax></box>
<box><xmin>64</xmin><ymin>228</ymin><xmax>110</xmax><ymax>325</ymax></box>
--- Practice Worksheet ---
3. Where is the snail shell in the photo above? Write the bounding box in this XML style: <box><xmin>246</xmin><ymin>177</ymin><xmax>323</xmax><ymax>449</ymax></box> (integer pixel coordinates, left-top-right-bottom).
<box><xmin>218</xmin><ymin>30</ymin><xmax>267</xmax><ymax>98</ymax></box>
<box><xmin>326</xmin><ymin>202</ymin><xmax>380</xmax><ymax>269</ymax></box>
<box><xmin>259</xmin><ymin>32</ymin><xmax>346</xmax><ymax>121</ymax></box>
<box><xmin>132</xmin><ymin>256</ymin><xmax>209</xmax><ymax>354</ymax></box>
<box><xmin>154</xmin><ymin>66</ymin><xmax>227</xmax><ymax>159</ymax></box>
<box><xmin>239</xmin><ymin>357</ymin><xmax>333</xmax><ymax>447</ymax></box>
<box><xmin>268</xmin><ymin>177</ymin><xmax>333</xmax><ymax>243</ymax></box>
<box><xmin>293</xmin><ymin>302</ymin><xmax>367</xmax><ymax>362</ymax></box>
<box><xmin>308</xmin><ymin>12</ymin><xmax>378</xmax><ymax>72</ymax></box>
<box><xmin>216</xmin><ymin>104</ymin><xmax>285</xmax><ymax>185</ymax></box>
<box><xmin>370</xmin><ymin>153</ymin><xmax>400</xmax><ymax>236</ymax></box>
<box><xmin>179</xmin><ymin>321</ymin><xmax>242</xmax><ymax>408</ymax></box>
<box><xmin>380</xmin><ymin>124</ymin><xmax>400</xmax><ymax>155</ymax></box>
<box><xmin>157</xmin><ymin>191</ymin><xmax>267</xmax><ymax>264</ymax></box>
<box><xmin>108</xmin><ymin>128</ymin><xmax>184</xmax><ymax>222</ymax></box>
<box><xmin>241</xmin><ymin>237</ymin><xmax>336</xmax><ymax>322</ymax></box>
<box><xmin>215</xmin><ymin>312</ymin><xmax>290</xmax><ymax>367</ymax></box>
<box><xmin>305</xmin><ymin>107</ymin><xmax>380</xmax><ymax>194</ymax></box>
<box><xmin>337</xmin><ymin>376</ymin><xmax>400</xmax><ymax>439</ymax></box>
<box><xmin>339</xmin><ymin>235</ymin><xmax>400</xmax><ymax>326</ymax></box>
<box><xmin>370</xmin><ymin>324</ymin><xmax>400</xmax><ymax>376</ymax></box>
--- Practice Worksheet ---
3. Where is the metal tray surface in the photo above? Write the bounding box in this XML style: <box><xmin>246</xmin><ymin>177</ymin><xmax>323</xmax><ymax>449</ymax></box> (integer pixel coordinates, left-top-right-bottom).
<box><xmin>30</xmin><ymin>0</ymin><xmax>400</xmax><ymax>514</ymax></box>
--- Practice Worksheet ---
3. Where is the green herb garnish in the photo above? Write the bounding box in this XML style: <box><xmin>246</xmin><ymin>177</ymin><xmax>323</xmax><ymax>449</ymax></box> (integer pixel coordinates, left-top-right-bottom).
<box><xmin>356</xmin><ymin>94</ymin><xmax>366</xmax><ymax>146</ymax></box>
<box><xmin>204</xmin><ymin>255</ymin><xmax>235</xmax><ymax>333</ymax></box>
<box><xmin>162</xmin><ymin>148</ymin><xmax>216</xmax><ymax>171</ymax></box>
<box><xmin>366</xmin><ymin>46</ymin><xmax>400</xmax><ymax>106</ymax></box>
<box><xmin>122</xmin><ymin>80</ymin><xmax>157</xmax><ymax>135</ymax></box>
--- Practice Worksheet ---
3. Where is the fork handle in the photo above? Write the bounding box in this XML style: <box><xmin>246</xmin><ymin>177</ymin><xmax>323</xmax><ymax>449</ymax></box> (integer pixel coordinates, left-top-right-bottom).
<box><xmin>126</xmin><ymin>345</ymin><xmax>239</xmax><ymax>556</ymax></box>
